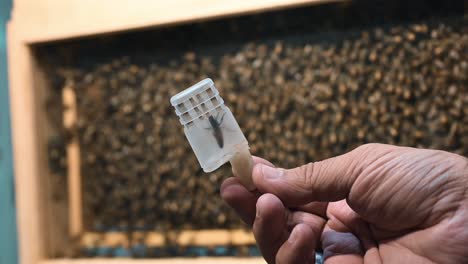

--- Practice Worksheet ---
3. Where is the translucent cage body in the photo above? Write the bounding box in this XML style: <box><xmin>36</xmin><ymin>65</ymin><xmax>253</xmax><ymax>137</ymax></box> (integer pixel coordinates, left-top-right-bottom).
<box><xmin>171</xmin><ymin>79</ymin><xmax>249</xmax><ymax>172</ymax></box>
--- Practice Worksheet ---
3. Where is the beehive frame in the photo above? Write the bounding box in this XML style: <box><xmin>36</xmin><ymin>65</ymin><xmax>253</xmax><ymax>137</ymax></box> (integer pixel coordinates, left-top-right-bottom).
<box><xmin>7</xmin><ymin>0</ymin><xmax>342</xmax><ymax>263</ymax></box>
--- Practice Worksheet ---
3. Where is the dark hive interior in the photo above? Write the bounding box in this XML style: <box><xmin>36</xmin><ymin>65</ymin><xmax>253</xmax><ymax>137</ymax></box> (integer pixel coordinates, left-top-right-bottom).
<box><xmin>37</xmin><ymin>0</ymin><xmax>468</xmax><ymax>258</ymax></box>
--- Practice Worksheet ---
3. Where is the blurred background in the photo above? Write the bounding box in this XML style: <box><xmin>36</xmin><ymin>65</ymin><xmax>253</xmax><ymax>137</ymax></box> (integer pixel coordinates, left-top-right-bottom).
<box><xmin>3</xmin><ymin>0</ymin><xmax>468</xmax><ymax>263</ymax></box>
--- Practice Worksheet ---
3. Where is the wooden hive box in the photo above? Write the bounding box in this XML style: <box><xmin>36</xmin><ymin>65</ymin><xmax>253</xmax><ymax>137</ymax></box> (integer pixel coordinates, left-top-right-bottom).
<box><xmin>6</xmin><ymin>1</ymin><xmax>342</xmax><ymax>263</ymax></box>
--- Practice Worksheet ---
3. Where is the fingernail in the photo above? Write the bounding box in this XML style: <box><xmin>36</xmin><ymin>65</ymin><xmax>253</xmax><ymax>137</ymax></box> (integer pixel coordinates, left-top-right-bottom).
<box><xmin>288</xmin><ymin>227</ymin><xmax>299</xmax><ymax>244</ymax></box>
<box><xmin>261</xmin><ymin>165</ymin><xmax>283</xmax><ymax>180</ymax></box>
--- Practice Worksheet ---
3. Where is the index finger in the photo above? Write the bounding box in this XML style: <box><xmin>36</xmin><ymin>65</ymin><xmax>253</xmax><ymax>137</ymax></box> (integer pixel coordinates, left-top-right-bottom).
<box><xmin>220</xmin><ymin>156</ymin><xmax>274</xmax><ymax>225</ymax></box>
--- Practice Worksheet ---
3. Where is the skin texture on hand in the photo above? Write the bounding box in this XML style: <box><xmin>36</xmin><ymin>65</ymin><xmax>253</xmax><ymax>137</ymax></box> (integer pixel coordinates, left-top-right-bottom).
<box><xmin>221</xmin><ymin>144</ymin><xmax>468</xmax><ymax>264</ymax></box>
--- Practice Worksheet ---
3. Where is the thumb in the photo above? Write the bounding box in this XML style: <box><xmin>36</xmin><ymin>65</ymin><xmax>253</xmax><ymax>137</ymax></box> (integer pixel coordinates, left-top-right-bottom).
<box><xmin>252</xmin><ymin>144</ymin><xmax>379</xmax><ymax>206</ymax></box>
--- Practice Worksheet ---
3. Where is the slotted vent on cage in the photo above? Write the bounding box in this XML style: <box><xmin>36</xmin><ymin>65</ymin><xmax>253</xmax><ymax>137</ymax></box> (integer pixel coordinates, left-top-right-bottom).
<box><xmin>174</xmin><ymin>85</ymin><xmax>224</xmax><ymax>127</ymax></box>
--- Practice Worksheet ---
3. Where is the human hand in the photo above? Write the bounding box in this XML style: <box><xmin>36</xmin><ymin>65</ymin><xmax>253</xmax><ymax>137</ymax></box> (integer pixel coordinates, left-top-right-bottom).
<box><xmin>221</xmin><ymin>144</ymin><xmax>468</xmax><ymax>263</ymax></box>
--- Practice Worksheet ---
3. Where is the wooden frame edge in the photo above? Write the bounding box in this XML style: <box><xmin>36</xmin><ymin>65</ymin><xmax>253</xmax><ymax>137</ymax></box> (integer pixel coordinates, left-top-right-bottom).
<box><xmin>40</xmin><ymin>257</ymin><xmax>265</xmax><ymax>264</ymax></box>
<box><xmin>62</xmin><ymin>85</ymin><xmax>83</xmax><ymax>237</ymax></box>
<box><xmin>80</xmin><ymin>229</ymin><xmax>255</xmax><ymax>248</ymax></box>
<box><xmin>7</xmin><ymin>20</ymin><xmax>45</xmax><ymax>264</ymax></box>
<box><xmin>14</xmin><ymin>0</ymin><xmax>345</xmax><ymax>44</ymax></box>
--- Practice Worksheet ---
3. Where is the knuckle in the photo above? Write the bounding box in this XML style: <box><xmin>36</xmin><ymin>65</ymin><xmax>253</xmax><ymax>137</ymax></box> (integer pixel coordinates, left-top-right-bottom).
<box><xmin>354</xmin><ymin>143</ymin><xmax>380</xmax><ymax>154</ymax></box>
<box><xmin>294</xmin><ymin>162</ymin><xmax>317</xmax><ymax>189</ymax></box>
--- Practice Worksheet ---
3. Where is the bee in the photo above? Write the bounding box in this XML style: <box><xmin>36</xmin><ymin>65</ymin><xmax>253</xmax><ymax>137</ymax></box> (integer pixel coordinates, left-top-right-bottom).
<box><xmin>208</xmin><ymin>112</ymin><xmax>226</xmax><ymax>148</ymax></box>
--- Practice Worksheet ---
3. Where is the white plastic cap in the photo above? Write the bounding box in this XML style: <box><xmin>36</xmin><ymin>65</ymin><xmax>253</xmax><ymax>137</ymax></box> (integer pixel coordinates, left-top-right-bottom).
<box><xmin>170</xmin><ymin>78</ymin><xmax>249</xmax><ymax>172</ymax></box>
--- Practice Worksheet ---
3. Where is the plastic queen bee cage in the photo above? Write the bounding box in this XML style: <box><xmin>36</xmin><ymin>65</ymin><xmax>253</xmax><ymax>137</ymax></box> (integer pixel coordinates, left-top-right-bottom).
<box><xmin>170</xmin><ymin>78</ymin><xmax>255</xmax><ymax>190</ymax></box>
